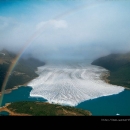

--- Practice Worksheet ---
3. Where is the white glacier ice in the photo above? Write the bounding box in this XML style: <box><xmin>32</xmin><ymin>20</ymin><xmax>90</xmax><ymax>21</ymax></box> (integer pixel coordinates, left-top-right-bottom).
<box><xmin>28</xmin><ymin>63</ymin><xmax>124</xmax><ymax>106</ymax></box>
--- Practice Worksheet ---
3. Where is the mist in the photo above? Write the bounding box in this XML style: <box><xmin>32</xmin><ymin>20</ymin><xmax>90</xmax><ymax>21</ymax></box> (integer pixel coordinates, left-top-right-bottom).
<box><xmin>0</xmin><ymin>0</ymin><xmax>130</xmax><ymax>63</ymax></box>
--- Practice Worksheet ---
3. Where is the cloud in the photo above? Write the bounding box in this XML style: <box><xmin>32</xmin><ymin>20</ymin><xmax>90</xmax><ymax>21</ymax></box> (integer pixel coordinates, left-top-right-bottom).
<box><xmin>36</xmin><ymin>20</ymin><xmax>68</xmax><ymax>30</ymax></box>
<box><xmin>0</xmin><ymin>0</ymin><xmax>130</xmax><ymax>62</ymax></box>
<box><xmin>0</xmin><ymin>16</ymin><xmax>18</xmax><ymax>31</ymax></box>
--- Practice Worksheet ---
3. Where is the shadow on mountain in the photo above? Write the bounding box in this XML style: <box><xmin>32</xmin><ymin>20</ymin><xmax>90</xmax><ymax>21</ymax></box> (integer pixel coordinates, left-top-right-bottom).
<box><xmin>91</xmin><ymin>52</ymin><xmax>130</xmax><ymax>88</ymax></box>
<box><xmin>0</xmin><ymin>49</ymin><xmax>45</xmax><ymax>91</ymax></box>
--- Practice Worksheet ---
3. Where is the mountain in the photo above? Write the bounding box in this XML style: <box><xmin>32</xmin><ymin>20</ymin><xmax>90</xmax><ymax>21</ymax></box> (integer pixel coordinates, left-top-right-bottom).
<box><xmin>91</xmin><ymin>52</ymin><xmax>130</xmax><ymax>88</ymax></box>
<box><xmin>91</xmin><ymin>52</ymin><xmax>130</xmax><ymax>71</ymax></box>
<box><xmin>0</xmin><ymin>49</ymin><xmax>45</xmax><ymax>91</ymax></box>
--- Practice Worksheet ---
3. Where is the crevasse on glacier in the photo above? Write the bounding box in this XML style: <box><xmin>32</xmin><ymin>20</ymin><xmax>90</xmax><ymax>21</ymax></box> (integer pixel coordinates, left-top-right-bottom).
<box><xmin>28</xmin><ymin>63</ymin><xmax>124</xmax><ymax>106</ymax></box>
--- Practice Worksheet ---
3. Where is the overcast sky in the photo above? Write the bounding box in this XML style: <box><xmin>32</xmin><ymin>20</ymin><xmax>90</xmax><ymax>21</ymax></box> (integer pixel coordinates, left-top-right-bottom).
<box><xmin>0</xmin><ymin>0</ymin><xmax>130</xmax><ymax>63</ymax></box>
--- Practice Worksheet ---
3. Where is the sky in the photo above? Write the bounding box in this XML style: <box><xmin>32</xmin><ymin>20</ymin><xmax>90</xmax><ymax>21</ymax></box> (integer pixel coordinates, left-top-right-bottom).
<box><xmin>0</xmin><ymin>0</ymin><xmax>130</xmax><ymax>63</ymax></box>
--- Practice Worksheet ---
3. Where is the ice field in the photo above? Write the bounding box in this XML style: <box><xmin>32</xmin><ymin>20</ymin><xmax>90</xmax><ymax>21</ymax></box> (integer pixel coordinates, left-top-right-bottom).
<box><xmin>28</xmin><ymin>63</ymin><xmax>124</xmax><ymax>106</ymax></box>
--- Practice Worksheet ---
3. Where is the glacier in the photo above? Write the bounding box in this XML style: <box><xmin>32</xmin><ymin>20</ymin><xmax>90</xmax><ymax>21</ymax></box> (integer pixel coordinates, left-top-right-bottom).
<box><xmin>28</xmin><ymin>63</ymin><xmax>124</xmax><ymax>106</ymax></box>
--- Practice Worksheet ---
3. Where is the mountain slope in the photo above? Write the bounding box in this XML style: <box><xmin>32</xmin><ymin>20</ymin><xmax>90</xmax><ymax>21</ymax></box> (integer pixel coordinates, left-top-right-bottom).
<box><xmin>91</xmin><ymin>52</ymin><xmax>130</xmax><ymax>71</ymax></box>
<box><xmin>0</xmin><ymin>49</ymin><xmax>45</xmax><ymax>91</ymax></box>
<box><xmin>91</xmin><ymin>52</ymin><xmax>130</xmax><ymax>88</ymax></box>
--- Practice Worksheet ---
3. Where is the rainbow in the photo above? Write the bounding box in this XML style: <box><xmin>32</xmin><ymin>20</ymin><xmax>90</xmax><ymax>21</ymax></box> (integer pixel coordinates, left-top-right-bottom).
<box><xmin>0</xmin><ymin>1</ymin><xmax>105</xmax><ymax>107</ymax></box>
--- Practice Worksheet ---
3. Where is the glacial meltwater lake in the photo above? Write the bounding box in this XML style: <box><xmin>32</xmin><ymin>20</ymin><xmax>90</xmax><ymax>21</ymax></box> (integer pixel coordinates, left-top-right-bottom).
<box><xmin>1</xmin><ymin>86</ymin><xmax>47</xmax><ymax>107</ymax></box>
<box><xmin>1</xmin><ymin>86</ymin><xmax>130</xmax><ymax>116</ymax></box>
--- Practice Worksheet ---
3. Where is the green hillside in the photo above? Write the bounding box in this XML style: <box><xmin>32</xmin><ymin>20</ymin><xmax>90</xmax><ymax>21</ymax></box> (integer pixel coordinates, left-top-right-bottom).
<box><xmin>6</xmin><ymin>101</ymin><xmax>92</xmax><ymax>116</ymax></box>
<box><xmin>91</xmin><ymin>52</ymin><xmax>130</xmax><ymax>88</ymax></box>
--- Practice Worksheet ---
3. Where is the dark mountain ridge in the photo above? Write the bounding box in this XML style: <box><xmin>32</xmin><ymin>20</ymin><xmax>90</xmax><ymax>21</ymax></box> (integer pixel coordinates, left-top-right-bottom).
<box><xmin>0</xmin><ymin>49</ymin><xmax>45</xmax><ymax>91</ymax></box>
<box><xmin>91</xmin><ymin>52</ymin><xmax>130</xmax><ymax>71</ymax></box>
<box><xmin>91</xmin><ymin>52</ymin><xmax>130</xmax><ymax>88</ymax></box>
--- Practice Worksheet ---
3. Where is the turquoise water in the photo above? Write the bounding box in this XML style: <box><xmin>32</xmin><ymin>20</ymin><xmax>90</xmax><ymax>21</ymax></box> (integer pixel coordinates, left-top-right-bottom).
<box><xmin>76</xmin><ymin>89</ymin><xmax>130</xmax><ymax>116</ymax></box>
<box><xmin>1</xmin><ymin>86</ymin><xmax>47</xmax><ymax>107</ymax></box>
<box><xmin>1</xmin><ymin>86</ymin><xmax>130</xmax><ymax>116</ymax></box>
<box><xmin>0</xmin><ymin>111</ymin><xmax>9</xmax><ymax>116</ymax></box>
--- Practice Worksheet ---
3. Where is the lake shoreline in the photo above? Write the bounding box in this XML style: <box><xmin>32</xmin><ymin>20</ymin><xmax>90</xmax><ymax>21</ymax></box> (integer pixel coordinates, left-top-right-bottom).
<box><xmin>0</xmin><ymin>84</ymin><xmax>28</xmax><ymax>97</ymax></box>
<box><xmin>101</xmin><ymin>71</ymin><xmax>130</xmax><ymax>90</ymax></box>
<box><xmin>0</xmin><ymin>103</ymin><xmax>31</xmax><ymax>116</ymax></box>
<box><xmin>0</xmin><ymin>77</ymin><xmax>37</xmax><ymax>97</ymax></box>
